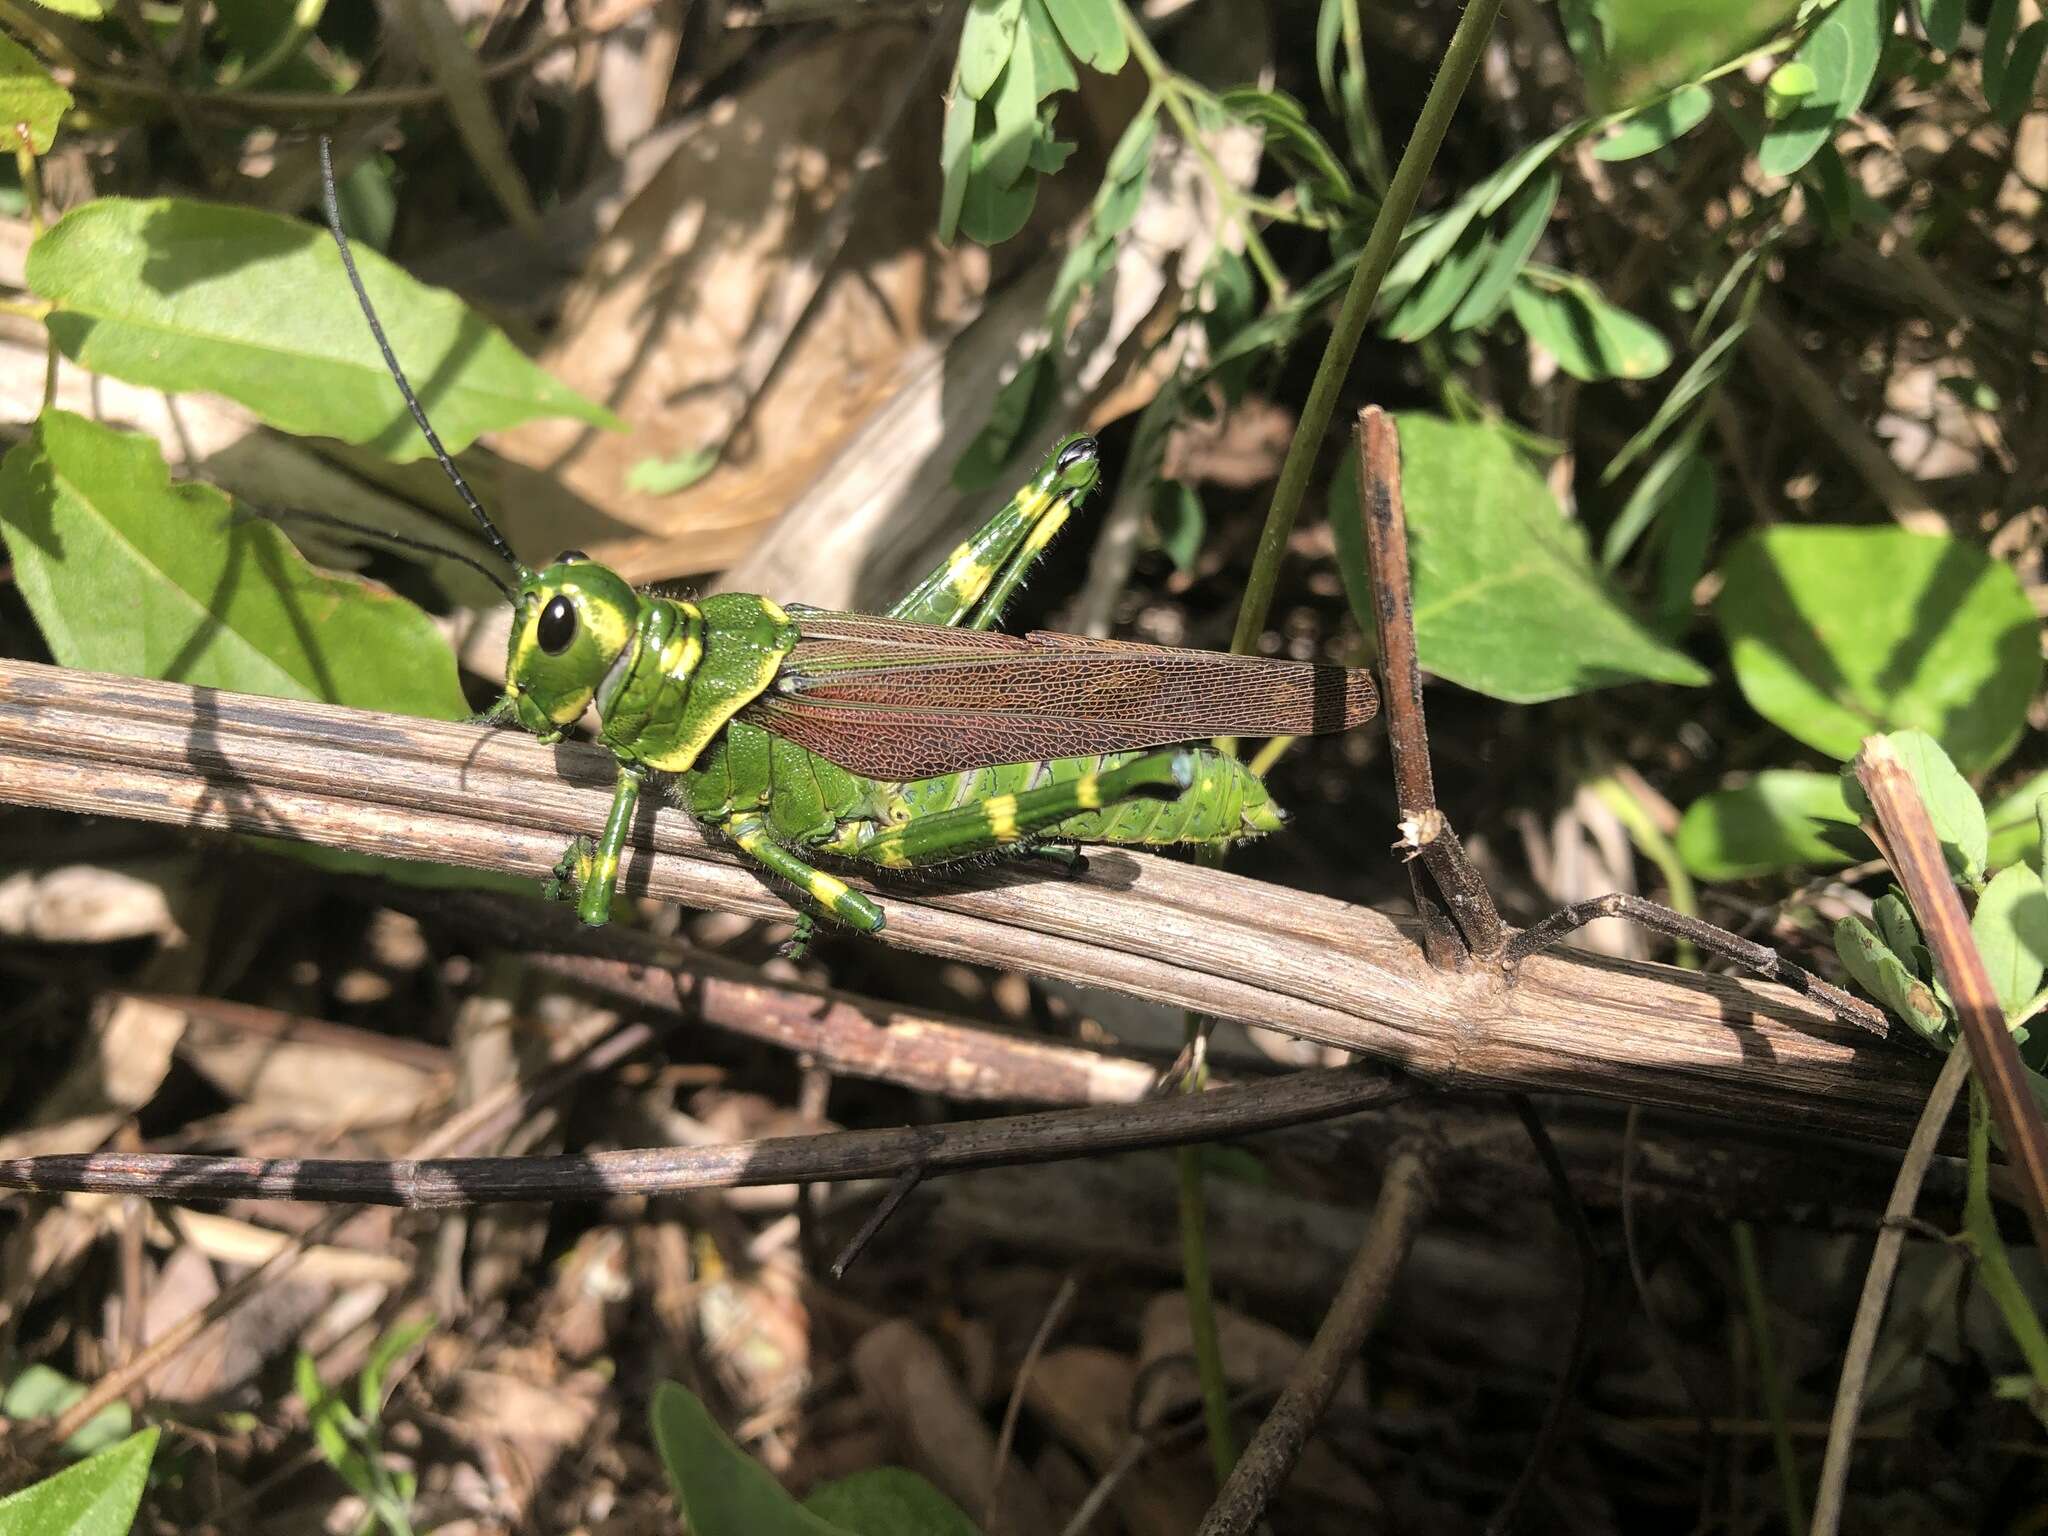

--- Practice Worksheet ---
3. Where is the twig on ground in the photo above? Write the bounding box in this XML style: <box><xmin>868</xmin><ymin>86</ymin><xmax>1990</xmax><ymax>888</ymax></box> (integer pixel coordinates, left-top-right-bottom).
<box><xmin>33</xmin><ymin>997</ymin><xmax>672</xmax><ymax>1450</ymax></box>
<box><xmin>0</xmin><ymin>1066</ymin><xmax>1411</xmax><ymax>1207</ymax></box>
<box><xmin>1194</xmin><ymin>1146</ymin><xmax>1436</xmax><ymax>1535</ymax></box>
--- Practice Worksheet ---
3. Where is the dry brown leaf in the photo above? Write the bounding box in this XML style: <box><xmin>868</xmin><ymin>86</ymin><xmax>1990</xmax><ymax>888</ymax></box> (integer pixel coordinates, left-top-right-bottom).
<box><xmin>1023</xmin><ymin>1346</ymin><xmax>1212</xmax><ymax>1536</ymax></box>
<box><xmin>1160</xmin><ymin>394</ymin><xmax>1296</xmax><ymax>489</ymax></box>
<box><xmin>851</xmin><ymin>1319</ymin><xmax>1057</xmax><ymax>1536</ymax></box>
<box><xmin>0</xmin><ymin>995</ymin><xmax>185</xmax><ymax>1159</ymax></box>
<box><xmin>176</xmin><ymin>1008</ymin><xmax>448</xmax><ymax>1131</ymax></box>
<box><xmin>493</xmin><ymin>26</ymin><xmax>987</xmax><ymax>580</ymax></box>
<box><xmin>1134</xmin><ymin>1290</ymin><xmax>1363</xmax><ymax>1428</ymax></box>
<box><xmin>0</xmin><ymin>862</ymin><xmax>181</xmax><ymax>944</ymax></box>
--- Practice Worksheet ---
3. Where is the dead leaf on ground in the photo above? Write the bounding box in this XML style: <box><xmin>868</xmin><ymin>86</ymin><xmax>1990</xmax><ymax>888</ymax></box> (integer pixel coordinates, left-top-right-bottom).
<box><xmin>494</xmin><ymin>26</ymin><xmax>988</xmax><ymax>580</ymax></box>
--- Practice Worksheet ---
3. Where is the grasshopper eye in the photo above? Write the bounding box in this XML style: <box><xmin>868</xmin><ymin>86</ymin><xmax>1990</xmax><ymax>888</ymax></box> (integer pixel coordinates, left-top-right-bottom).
<box><xmin>537</xmin><ymin>595</ymin><xmax>578</xmax><ymax>655</ymax></box>
<box><xmin>554</xmin><ymin>549</ymin><xmax>587</xmax><ymax>564</ymax></box>
<box><xmin>1056</xmin><ymin>435</ymin><xmax>1098</xmax><ymax>471</ymax></box>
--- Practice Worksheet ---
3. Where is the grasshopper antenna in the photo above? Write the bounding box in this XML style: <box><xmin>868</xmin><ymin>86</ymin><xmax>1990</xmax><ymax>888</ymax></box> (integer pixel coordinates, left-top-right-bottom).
<box><xmin>240</xmin><ymin>503</ymin><xmax>519</xmax><ymax>603</ymax></box>
<box><xmin>316</xmin><ymin>136</ymin><xmax>524</xmax><ymax>575</ymax></box>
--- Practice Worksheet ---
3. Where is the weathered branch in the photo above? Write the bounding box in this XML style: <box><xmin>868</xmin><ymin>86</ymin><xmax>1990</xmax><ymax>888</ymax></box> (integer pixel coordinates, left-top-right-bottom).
<box><xmin>0</xmin><ymin>659</ymin><xmax>1937</xmax><ymax>1144</ymax></box>
<box><xmin>0</xmin><ymin>1064</ymin><xmax>1406</xmax><ymax>1207</ymax></box>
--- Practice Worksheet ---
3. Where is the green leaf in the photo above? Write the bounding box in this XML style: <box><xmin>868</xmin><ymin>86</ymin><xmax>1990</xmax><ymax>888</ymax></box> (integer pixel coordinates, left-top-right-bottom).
<box><xmin>804</xmin><ymin>1469</ymin><xmax>981</xmax><ymax>1536</ymax></box>
<box><xmin>1981</xmin><ymin>772</ymin><xmax>2048</xmax><ymax>871</ymax></box>
<box><xmin>1042</xmin><ymin>0</ymin><xmax>1126</xmax><ymax>72</ymax></box>
<box><xmin>1151</xmin><ymin>479</ymin><xmax>1205</xmax><ymax>572</ymax></box>
<box><xmin>1757</xmin><ymin>0</ymin><xmax>1887</xmax><ymax>178</ymax></box>
<box><xmin>1923</xmin><ymin>0</ymin><xmax>1965</xmax><ymax>51</ymax></box>
<box><xmin>1603</xmin><ymin>416</ymin><xmax>1708</xmax><ymax>568</ymax></box>
<box><xmin>0</xmin><ymin>1429</ymin><xmax>158</xmax><ymax>1536</ymax></box>
<box><xmin>1384</xmin><ymin>225</ymin><xmax>1491</xmax><ymax>342</ymax></box>
<box><xmin>1381</xmin><ymin>129</ymin><xmax>1575</xmax><ymax>303</ymax></box>
<box><xmin>957</xmin><ymin>163</ymin><xmax>1038</xmax><ymax>246</ymax></box>
<box><xmin>1984</xmin><ymin>0</ymin><xmax>2020</xmax><ymax>98</ymax></box>
<box><xmin>1766</xmin><ymin>59</ymin><xmax>1819</xmax><ymax>105</ymax></box>
<box><xmin>1873</xmin><ymin>891</ymin><xmax>1931</xmax><ymax>978</ymax></box>
<box><xmin>1842</xmin><ymin>729</ymin><xmax>1989</xmax><ymax>884</ymax></box>
<box><xmin>653</xmin><ymin>1382</ymin><xmax>852</xmax><ymax>1536</ymax></box>
<box><xmin>1973</xmin><ymin>865</ymin><xmax>2048</xmax><ymax>1017</ymax></box>
<box><xmin>0</xmin><ymin>412</ymin><xmax>468</xmax><ymax>720</ymax></box>
<box><xmin>1021</xmin><ymin>0</ymin><xmax>1079</xmax><ymax>97</ymax></box>
<box><xmin>938</xmin><ymin>79</ymin><xmax>976</xmax><ymax>244</ymax></box>
<box><xmin>1510</xmin><ymin>269</ymin><xmax>1673</xmax><ymax>380</ymax></box>
<box><xmin>1</xmin><ymin>1367</ymin><xmax>132</xmax><ymax>1459</ymax></box>
<box><xmin>1220</xmin><ymin>88</ymin><xmax>1355</xmax><ymax>204</ymax></box>
<box><xmin>1448</xmin><ymin>166</ymin><xmax>1558</xmax><ymax>331</ymax></box>
<box><xmin>1590</xmin><ymin>0</ymin><xmax>1801</xmax><ymax>107</ymax></box>
<box><xmin>1594</xmin><ymin>83</ymin><xmax>1714</xmax><ymax>160</ymax></box>
<box><xmin>27</xmin><ymin>198</ymin><xmax>619</xmax><ymax>462</ymax></box>
<box><xmin>1836</xmin><ymin>914</ymin><xmax>1952</xmax><ymax>1042</ymax></box>
<box><xmin>1713</xmin><ymin>527</ymin><xmax>2040</xmax><ymax>774</ymax></box>
<box><xmin>958</xmin><ymin>0</ymin><xmax>1025</xmax><ymax>99</ymax></box>
<box><xmin>358</xmin><ymin>1316</ymin><xmax>434</xmax><ymax>1423</ymax></box>
<box><xmin>1649</xmin><ymin>448</ymin><xmax>1717</xmax><ymax>636</ymax></box>
<box><xmin>626</xmin><ymin>447</ymin><xmax>718</xmax><ymax>496</ymax></box>
<box><xmin>952</xmin><ymin>351</ymin><xmax>1053</xmax><ymax>491</ymax></box>
<box><xmin>980</xmin><ymin>39</ymin><xmax>1039</xmax><ymax>189</ymax></box>
<box><xmin>1604</xmin><ymin>315</ymin><xmax>1747</xmax><ymax>484</ymax></box>
<box><xmin>1677</xmin><ymin>770</ymin><xmax>1867</xmax><ymax>879</ymax></box>
<box><xmin>1995</xmin><ymin>21</ymin><xmax>2048</xmax><ymax>127</ymax></box>
<box><xmin>0</xmin><ymin>32</ymin><xmax>72</xmax><ymax>154</ymax></box>
<box><xmin>1329</xmin><ymin>416</ymin><xmax>1710</xmax><ymax>704</ymax></box>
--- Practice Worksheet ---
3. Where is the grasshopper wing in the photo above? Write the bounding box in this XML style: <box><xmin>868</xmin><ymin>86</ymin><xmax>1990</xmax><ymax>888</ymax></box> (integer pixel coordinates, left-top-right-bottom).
<box><xmin>741</xmin><ymin>608</ymin><xmax>1378</xmax><ymax>782</ymax></box>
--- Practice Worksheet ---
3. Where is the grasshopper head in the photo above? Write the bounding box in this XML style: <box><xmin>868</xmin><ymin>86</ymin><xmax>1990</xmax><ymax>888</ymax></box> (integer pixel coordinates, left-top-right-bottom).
<box><xmin>505</xmin><ymin>551</ymin><xmax>641</xmax><ymax>740</ymax></box>
<box><xmin>1044</xmin><ymin>432</ymin><xmax>1102</xmax><ymax>501</ymax></box>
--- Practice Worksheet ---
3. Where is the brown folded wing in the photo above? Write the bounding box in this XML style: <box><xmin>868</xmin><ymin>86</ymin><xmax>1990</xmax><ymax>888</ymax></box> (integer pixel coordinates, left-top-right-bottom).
<box><xmin>740</xmin><ymin>608</ymin><xmax>1378</xmax><ymax>781</ymax></box>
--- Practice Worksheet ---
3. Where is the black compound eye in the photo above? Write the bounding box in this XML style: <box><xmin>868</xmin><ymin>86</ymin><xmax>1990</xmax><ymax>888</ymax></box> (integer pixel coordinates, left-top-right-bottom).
<box><xmin>536</xmin><ymin>595</ymin><xmax>578</xmax><ymax>655</ymax></box>
<box><xmin>553</xmin><ymin>548</ymin><xmax>587</xmax><ymax>564</ymax></box>
<box><xmin>1056</xmin><ymin>435</ymin><xmax>1099</xmax><ymax>471</ymax></box>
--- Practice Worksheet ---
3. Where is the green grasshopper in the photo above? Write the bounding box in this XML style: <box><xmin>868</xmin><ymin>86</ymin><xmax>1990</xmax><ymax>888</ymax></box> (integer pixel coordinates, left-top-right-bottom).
<box><xmin>315</xmin><ymin>144</ymin><xmax>1377</xmax><ymax>949</ymax></box>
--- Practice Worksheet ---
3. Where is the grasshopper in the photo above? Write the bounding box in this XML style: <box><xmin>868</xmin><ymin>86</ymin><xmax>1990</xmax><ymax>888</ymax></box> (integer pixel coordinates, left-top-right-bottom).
<box><xmin>315</xmin><ymin>144</ymin><xmax>1377</xmax><ymax>949</ymax></box>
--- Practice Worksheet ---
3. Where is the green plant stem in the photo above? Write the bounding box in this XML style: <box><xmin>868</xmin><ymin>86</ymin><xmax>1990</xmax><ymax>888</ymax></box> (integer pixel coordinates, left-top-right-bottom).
<box><xmin>1116</xmin><ymin>3</ymin><xmax>1290</xmax><ymax>300</ymax></box>
<box><xmin>228</xmin><ymin>0</ymin><xmax>329</xmax><ymax>90</ymax></box>
<box><xmin>11</xmin><ymin>140</ymin><xmax>57</xmax><ymax>411</ymax></box>
<box><xmin>1226</xmin><ymin>0</ymin><xmax>1505</xmax><ymax>659</ymax></box>
<box><xmin>1966</xmin><ymin>1081</ymin><xmax>2048</xmax><ymax>1383</ymax></box>
<box><xmin>1337</xmin><ymin>0</ymin><xmax>1390</xmax><ymax>195</ymax></box>
<box><xmin>1176</xmin><ymin>1019</ymin><xmax>1236</xmax><ymax>1486</ymax></box>
<box><xmin>1732</xmin><ymin>1221</ymin><xmax>1808</xmax><ymax>1535</ymax></box>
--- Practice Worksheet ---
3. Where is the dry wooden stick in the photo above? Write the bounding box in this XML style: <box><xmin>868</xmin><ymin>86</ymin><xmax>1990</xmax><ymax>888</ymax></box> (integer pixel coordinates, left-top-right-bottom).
<box><xmin>0</xmin><ymin>659</ymin><xmax>1931</xmax><ymax>1142</ymax></box>
<box><xmin>1854</xmin><ymin>736</ymin><xmax>2048</xmax><ymax>1260</ymax></box>
<box><xmin>0</xmin><ymin>1065</ymin><xmax>1409</xmax><ymax>1207</ymax></box>
<box><xmin>1195</xmin><ymin>1146</ymin><xmax>1437</xmax><ymax>1535</ymax></box>
<box><xmin>1350</xmin><ymin>411</ymin><xmax>1886</xmax><ymax>1036</ymax></box>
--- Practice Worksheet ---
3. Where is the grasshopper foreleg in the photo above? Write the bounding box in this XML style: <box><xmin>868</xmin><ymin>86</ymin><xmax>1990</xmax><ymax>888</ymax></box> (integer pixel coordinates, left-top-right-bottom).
<box><xmin>544</xmin><ymin>763</ymin><xmax>648</xmax><ymax>926</ymax></box>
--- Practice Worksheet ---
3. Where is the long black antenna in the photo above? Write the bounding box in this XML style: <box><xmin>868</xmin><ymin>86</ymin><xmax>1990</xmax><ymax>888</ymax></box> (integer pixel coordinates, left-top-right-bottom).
<box><xmin>241</xmin><ymin>503</ymin><xmax>519</xmax><ymax>603</ymax></box>
<box><xmin>316</xmin><ymin>137</ymin><xmax>524</xmax><ymax>574</ymax></box>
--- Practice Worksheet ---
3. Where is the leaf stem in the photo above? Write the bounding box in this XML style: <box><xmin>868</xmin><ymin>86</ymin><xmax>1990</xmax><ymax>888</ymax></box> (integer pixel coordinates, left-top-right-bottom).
<box><xmin>1732</xmin><ymin>1220</ymin><xmax>1809</xmax><ymax>1536</ymax></box>
<box><xmin>226</xmin><ymin>0</ymin><xmax>329</xmax><ymax>91</ymax></box>
<box><xmin>1175</xmin><ymin>1021</ymin><xmax>1238</xmax><ymax>1487</ymax></box>
<box><xmin>1966</xmin><ymin>1082</ymin><xmax>2048</xmax><ymax>1383</ymax></box>
<box><xmin>1226</xmin><ymin>0</ymin><xmax>1505</xmax><ymax>659</ymax></box>
<box><xmin>11</xmin><ymin>135</ymin><xmax>57</xmax><ymax>411</ymax></box>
